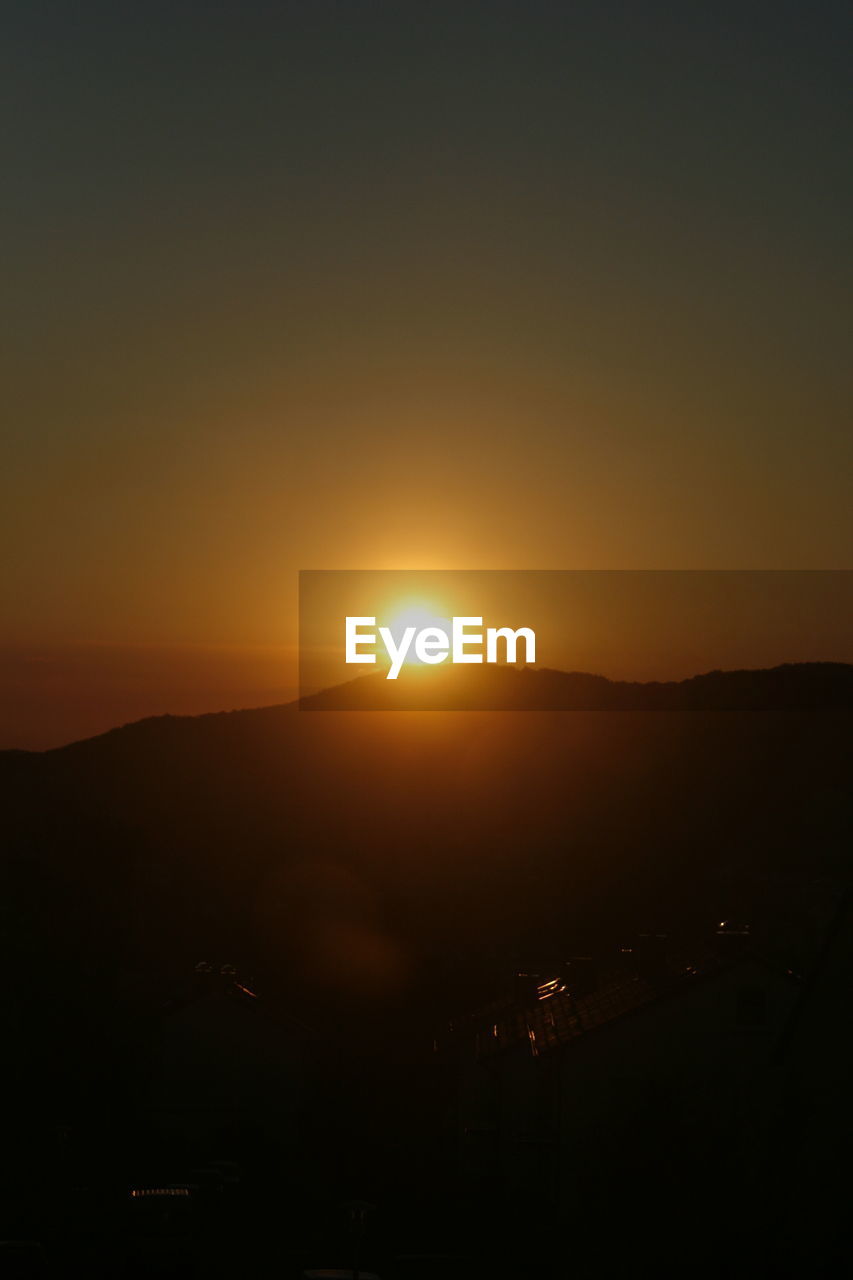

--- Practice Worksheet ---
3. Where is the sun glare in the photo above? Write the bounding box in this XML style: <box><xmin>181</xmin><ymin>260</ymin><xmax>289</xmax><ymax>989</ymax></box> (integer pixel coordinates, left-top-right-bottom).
<box><xmin>381</xmin><ymin>600</ymin><xmax>453</xmax><ymax>669</ymax></box>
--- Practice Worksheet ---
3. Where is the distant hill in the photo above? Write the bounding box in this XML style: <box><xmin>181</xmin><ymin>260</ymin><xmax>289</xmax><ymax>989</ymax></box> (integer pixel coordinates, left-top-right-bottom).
<box><xmin>1</xmin><ymin>661</ymin><xmax>851</xmax><ymax>1034</ymax></box>
<box><xmin>1</xmin><ymin>662</ymin><xmax>849</xmax><ymax>768</ymax></box>
<box><xmin>299</xmin><ymin>660</ymin><xmax>853</xmax><ymax>712</ymax></box>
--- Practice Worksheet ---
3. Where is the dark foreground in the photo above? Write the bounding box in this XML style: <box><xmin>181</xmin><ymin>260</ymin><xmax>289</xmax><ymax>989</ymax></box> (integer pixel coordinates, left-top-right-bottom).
<box><xmin>2</xmin><ymin>680</ymin><xmax>851</xmax><ymax>1276</ymax></box>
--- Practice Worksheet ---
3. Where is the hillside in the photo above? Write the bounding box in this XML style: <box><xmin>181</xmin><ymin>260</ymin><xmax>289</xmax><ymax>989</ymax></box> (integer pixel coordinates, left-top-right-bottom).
<box><xmin>299</xmin><ymin>659</ymin><xmax>853</xmax><ymax>711</ymax></box>
<box><xmin>2</xmin><ymin>663</ymin><xmax>850</xmax><ymax>1018</ymax></box>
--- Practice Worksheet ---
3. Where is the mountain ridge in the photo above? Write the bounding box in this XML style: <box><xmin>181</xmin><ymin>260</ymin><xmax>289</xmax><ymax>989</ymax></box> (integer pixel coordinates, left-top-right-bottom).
<box><xmin>4</xmin><ymin>660</ymin><xmax>847</xmax><ymax>756</ymax></box>
<box><xmin>300</xmin><ymin>659</ymin><xmax>853</xmax><ymax>713</ymax></box>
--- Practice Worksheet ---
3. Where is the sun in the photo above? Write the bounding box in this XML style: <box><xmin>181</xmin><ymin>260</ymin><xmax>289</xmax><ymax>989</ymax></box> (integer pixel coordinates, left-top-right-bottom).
<box><xmin>380</xmin><ymin>599</ymin><xmax>453</xmax><ymax>669</ymax></box>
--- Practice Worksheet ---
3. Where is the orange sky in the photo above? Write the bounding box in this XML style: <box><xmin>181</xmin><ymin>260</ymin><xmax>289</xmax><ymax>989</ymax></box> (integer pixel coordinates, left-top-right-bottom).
<box><xmin>299</xmin><ymin>570</ymin><xmax>853</xmax><ymax>695</ymax></box>
<box><xmin>2</xmin><ymin>4</ymin><xmax>851</xmax><ymax>747</ymax></box>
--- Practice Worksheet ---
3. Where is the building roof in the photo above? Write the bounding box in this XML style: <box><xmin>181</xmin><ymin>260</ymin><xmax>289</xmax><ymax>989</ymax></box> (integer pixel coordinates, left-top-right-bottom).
<box><xmin>443</xmin><ymin>940</ymin><xmax>798</xmax><ymax>1061</ymax></box>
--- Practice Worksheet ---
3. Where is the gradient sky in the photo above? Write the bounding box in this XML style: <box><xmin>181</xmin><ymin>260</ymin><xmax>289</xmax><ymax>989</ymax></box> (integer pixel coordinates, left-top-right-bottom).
<box><xmin>2</xmin><ymin>1</ymin><xmax>852</xmax><ymax>746</ymax></box>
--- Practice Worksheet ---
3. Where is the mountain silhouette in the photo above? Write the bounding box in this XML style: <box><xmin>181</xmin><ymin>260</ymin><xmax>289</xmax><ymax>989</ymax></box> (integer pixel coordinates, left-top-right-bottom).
<box><xmin>2</xmin><ymin>661</ymin><xmax>850</xmax><ymax>1014</ymax></box>
<box><xmin>1</xmin><ymin>659</ymin><xmax>850</xmax><ymax>1260</ymax></box>
<box><xmin>299</xmin><ymin>660</ymin><xmax>853</xmax><ymax>711</ymax></box>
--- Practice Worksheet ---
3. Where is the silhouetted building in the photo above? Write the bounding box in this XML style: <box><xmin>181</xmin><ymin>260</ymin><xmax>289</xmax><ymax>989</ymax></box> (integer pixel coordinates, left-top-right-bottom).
<box><xmin>439</xmin><ymin>935</ymin><xmax>804</xmax><ymax>1244</ymax></box>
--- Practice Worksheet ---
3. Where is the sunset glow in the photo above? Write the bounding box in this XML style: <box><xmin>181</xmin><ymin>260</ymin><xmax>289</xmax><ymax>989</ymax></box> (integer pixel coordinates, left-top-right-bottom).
<box><xmin>3</xmin><ymin>5</ymin><xmax>851</xmax><ymax>1273</ymax></box>
<box><xmin>382</xmin><ymin>602</ymin><xmax>453</xmax><ymax>668</ymax></box>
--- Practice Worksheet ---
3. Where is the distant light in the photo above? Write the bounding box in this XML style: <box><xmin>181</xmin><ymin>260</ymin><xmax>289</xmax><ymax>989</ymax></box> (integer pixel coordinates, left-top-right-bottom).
<box><xmin>130</xmin><ymin>1188</ymin><xmax>191</xmax><ymax>1198</ymax></box>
